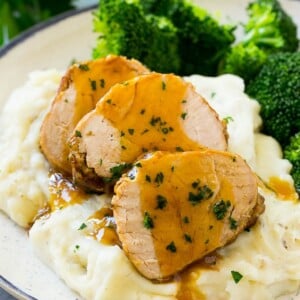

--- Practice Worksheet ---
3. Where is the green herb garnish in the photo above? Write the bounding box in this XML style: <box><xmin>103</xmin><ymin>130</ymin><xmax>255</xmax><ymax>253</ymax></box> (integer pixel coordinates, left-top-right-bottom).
<box><xmin>143</xmin><ymin>212</ymin><xmax>154</xmax><ymax>229</ymax></box>
<box><xmin>231</xmin><ymin>270</ymin><xmax>243</xmax><ymax>283</ymax></box>
<box><xmin>213</xmin><ymin>200</ymin><xmax>231</xmax><ymax>220</ymax></box>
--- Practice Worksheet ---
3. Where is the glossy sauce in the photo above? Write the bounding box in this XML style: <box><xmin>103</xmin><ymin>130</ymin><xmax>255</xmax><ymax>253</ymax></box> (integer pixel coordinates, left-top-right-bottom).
<box><xmin>268</xmin><ymin>176</ymin><xmax>298</xmax><ymax>201</ymax></box>
<box><xmin>48</xmin><ymin>173</ymin><xmax>87</xmax><ymax>211</ymax></box>
<box><xmin>71</xmin><ymin>56</ymin><xmax>148</xmax><ymax>126</ymax></box>
<box><xmin>133</xmin><ymin>151</ymin><xmax>236</xmax><ymax>277</ymax></box>
<box><xmin>176</xmin><ymin>254</ymin><xmax>219</xmax><ymax>300</ymax></box>
<box><xmin>86</xmin><ymin>206</ymin><xmax>120</xmax><ymax>246</ymax></box>
<box><xmin>97</xmin><ymin>73</ymin><xmax>204</xmax><ymax>162</ymax></box>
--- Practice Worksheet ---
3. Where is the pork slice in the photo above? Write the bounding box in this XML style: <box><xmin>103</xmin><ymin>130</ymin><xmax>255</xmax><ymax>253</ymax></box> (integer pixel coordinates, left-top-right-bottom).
<box><xmin>40</xmin><ymin>55</ymin><xmax>148</xmax><ymax>174</ymax></box>
<box><xmin>69</xmin><ymin>73</ymin><xmax>228</xmax><ymax>191</ymax></box>
<box><xmin>112</xmin><ymin>150</ymin><xmax>264</xmax><ymax>280</ymax></box>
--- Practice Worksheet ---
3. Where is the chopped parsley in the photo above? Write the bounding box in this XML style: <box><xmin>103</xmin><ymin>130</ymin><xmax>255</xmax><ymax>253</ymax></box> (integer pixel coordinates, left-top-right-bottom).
<box><xmin>100</xmin><ymin>78</ymin><xmax>105</xmax><ymax>88</ymax></box>
<box><xmin>184</xmin><ymin>234</ymin><xmax>192</xmax><ymax>243</ymax></box>
<box><xmin>140</xmin><ymin>108</ymin><xmax>146</xmax><ymax>115</ymax></box>
<box><xmin>231</xmin><ymin>270</ymin><xmax>243</xmax><ymax>283</ymax></box>
<box><xmin>166</xmin><ymin>241</ymin><xmax>177</xmax><ymax>253</ymax></box>
<box><xmin>161</xmin><ymin>127</ymin><xmax>169</xmax><ymax>134</ymax></box>
<box><xmin>78</xmin><ymin>223</ymin><xmax>87</xmax><ymax>230</ymax></box>
<box><xmin>188</xmin><ymin>185</ymin><xmax>213</xmax><ymax>205</ymax></box>
<box><xmin>162</xmin><ymin>81</ymin><xmax>166</xmax><ymax>90</ymax></box>
<box><xmin>175</xmin><ymin>146</ymin><xmax>184</xmax><ymax>152</ymax></box>
<box><xmin>154</xmin><ymin>172</ymin><xmax>164</xmax><ymax>185</ymax></box>
<box><xmin>192</xmin><ymin>179</ymin><xmax>200</xmax><ymax>189</ymax></box>
<box><xmin>75</xmin><ymin>130</ymin><xmax>82</xmax><ymax>138</ymax></box>
<box><xmin>128</xmin><ymin>128</ymin><xmax>135</xmax><ymax>135</ymax></box>
<box><xmin>156</xmin><ymin>195</ymin><xmax>167</xmax><ymax>209</ymax></box>
<box><xmin>213</xmin><ymin>200</ymin><xmax>231</xmax><ymax>220</ymax></box>
<box><xmin>145</xmin><ymin>175</ymin><xmax>151</xmax><ymax>182</ymax></box>
<box><xmin>181</xmin><ymin>112</ymin><xmax>187</xmax><ymax>120</ymax></box>
<box><xmin>106</xmin><ymin>99</ymin><xmax>112</xmax><ymax>104</ymax></box>
<box><xmin>89</xmin><ymin>79</ymin><xmax>97</xmax><ymax>91</ymax></box>
<box><xmin>104</xmin><ymin>163</ymin><xmax>132</xmax><ymax>182</ymax></box>
<box><xmin>183</xmin><ymin>216</ymin><xmax>190</xmax><ymax>224</ymax></box>
<box><xmin>78</xmin><ymin>64</ymin><xmax>89</xmax><ymax>71</ymax></box>
<box><xmin>150</xmin><ymin>116</ymin><xmax>160</xmax><ymax>126</ymax></box>
<box><xmin>141</xmin><ymin>129</ymin><xmax>149</xmax><ymax>135</ymax></box>
<box><xmin>143</xmin><ymin>212</ymin><xmax>154</xmax><ymax>229</ymax></box>
<box><xmin>223</xmin><ymin>116</ymin><xmax>234</xmax><ymax>124</ymax></box>
<box><xmin>229</xmin><ymin>217</ymin><xmax>238</xmax><ymax>230</ymax></box>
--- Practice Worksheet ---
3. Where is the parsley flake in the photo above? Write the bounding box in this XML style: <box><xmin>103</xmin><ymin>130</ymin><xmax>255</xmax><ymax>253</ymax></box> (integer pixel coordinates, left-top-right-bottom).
<box><xmin>229</xmin><ymin>217</ymin><xmax>238</xmax><ymax>230</ymax></box>
<box><xmin>183</xmin><ymin>216</ymin><xmax>190</xmax><ymax>224</ymax></box>
<box><xmin>188</xmin><ymin>185</ymin><xmax>213</xmax><ymax>205</ymax></box>
<box><xmin>100</xmin><ymin>79</ymin><xmax>105</xmax><ymax>88</ymax></box>
<box><xmin>166</xmin><ymin>241</ymin><xmax>177</xmax><ymax>253</ymax></box>
<box><xmin>143</xmin><ymin>212</ymin><xmax>154</xmax><ymax>229</ymax></box>
<box><xmin>78</xmin><ymin>64</ymin><xmax>89</xmax><ymax>71</ymax></box>
<box><xmin>78</xmin><ymin>223</ymin><xmax>87</xmax><ymax>230</ymax></box>
<box><xmin>156</xmin><ymin>195</ymin><xmax>167</xmax><ymax>209</ymax></box>
<box><xmin>184</xmin><ymin>234</ymin><xmax>192</xmax><ymax>243</ymax></box>
<box><xmin>128</xmin><ymin>128</ymin><xmax>134</xmax><ymax>135</ymax></box>
<box><xmin>154</xmin><ymin>172</ymin><xmax>164</xmax><ymax>185</ymax></box>
<box><xmin>181</xmin><ymin>112</ymin><xmax>187</xmax><ymax>120</ymax></box>
<box><xmin>75</xmin><ymin>130</ymin><xmax>82</xmax><ymax>138</ymax></box>
<box><xmin>89</xmin><ymin>79</ymin><xmax>97</xmax><ymax>91</ymax></box>
<box><xmin>213</xmin><ymin>200</ymin><xmax>231</xmax><ymax>220</ymax></box>
<box><xmin>231</xmin><ymin>270</ymin><xmax>243</xmax><ymax>283</ymax></box>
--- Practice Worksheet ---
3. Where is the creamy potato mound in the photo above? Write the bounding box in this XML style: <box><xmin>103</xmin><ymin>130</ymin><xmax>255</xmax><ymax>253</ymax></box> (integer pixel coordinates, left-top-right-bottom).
<box><xmin>0</xmin><ymin>70</ymin><xmax>62</xmax><ymax>227</ymax></box>
<box><xmin>1</xmin><ymin>70</ymin><xmax>299</xmax><ymax>299</ymax></box>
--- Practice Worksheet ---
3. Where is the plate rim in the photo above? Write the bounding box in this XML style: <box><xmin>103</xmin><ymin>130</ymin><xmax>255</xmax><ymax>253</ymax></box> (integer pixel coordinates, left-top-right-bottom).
<box><xmin>0</xmin><ymin>4</ymin><xmax>97</xmax><ymax>59</ymax></box>
<box><xmin>0</xmin><ymin>275</ymin><xmax>37</xmax><ymax>300</ymax></box>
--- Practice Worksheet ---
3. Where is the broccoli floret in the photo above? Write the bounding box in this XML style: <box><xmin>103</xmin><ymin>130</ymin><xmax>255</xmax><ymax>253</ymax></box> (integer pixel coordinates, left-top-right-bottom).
<box><xmin>219</xmin><ymin>0</ymin><xmax>298</xmax><ymax>83</ymax></box>
<box><xmin>92</xmin><ymin>0</ymin><xmax>180</xmax><ymax>73</ymax></box>
<box><xmin>140</xmin><ymin>0</ymin><xmax>236</xmax><ymax>76</ymax></box>
<box><xmin>219</xmin><ymin>43</ymin><xmax>267</xmax><ymax>83</ymax></box>
<box><xmin>246</xmin><ymin>52</ymin><xmax>300</xmax><ymax>147</ymax></box>
<box><xmin>245</xmin><ymin>0</ymin><xmax>298</xmax><ymax>52</ymax></box>
<box><xmin>284</xmin><ymin>132</ymin><xmax>300</xmax><ymax>194</ymax></box>
<box><xmin>93</xmin><ymin>0</ymin><xmax>235</xmax><ymax>75</ymax></box>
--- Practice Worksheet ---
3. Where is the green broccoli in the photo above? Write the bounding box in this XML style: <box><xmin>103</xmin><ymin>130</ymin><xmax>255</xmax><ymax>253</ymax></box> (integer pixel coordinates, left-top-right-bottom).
<box><xmin>93</xmin><ymin>0</ymin><xmax>235</xmax><ymax>76</ymax></box>
<box><xmin>245</xmin><ymin>0</ymin><xmax>298</xmax><ymax>52</ymax></box>
<box><xmin>93</xmin><ymin>0</ymin><xmax>180</xmax><ymax>73</ymax></box>
<box><xmin>140</xmin><ymin>0</ymin><xmax>236</xmax><ymax>75</ymax></box>
<box><xmin>219</xmin><ymin>0</ymin><xmax>298</xmax><ymax>83</ymax></box>
<box><xmin>246</xmin><ymin>52</ymin><xmax>300</xmax><ymax>147</ymax></box>
<box><xmin>219</xmin><ymin>43</ymin><xmax>267</xmax><ymax>83</ymax></box>
<box><xmin>0</xmin><ymin>0</ymin><xmax>74</xmax><ymax>46</ymax></box>
<box><xmin>284</xmin><ymin>132</ymin><xmax>300</xmax><ymax>194</ymax></box>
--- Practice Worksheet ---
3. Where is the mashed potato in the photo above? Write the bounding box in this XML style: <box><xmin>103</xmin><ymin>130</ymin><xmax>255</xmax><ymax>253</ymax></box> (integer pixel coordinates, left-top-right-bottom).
<box><xmin>0</xmin><ymin>70</ymin><xmax>62</xmax><ymax>227</ymax></box>
<box><xmin>30</xmin><ymin>194</ymin><xmax>177</xmax><ymax>300</ymax></box>
<box><xmin>1</xmin><ymin>70</ymin><xmax>299</xmax><ymax>299</ymax></box>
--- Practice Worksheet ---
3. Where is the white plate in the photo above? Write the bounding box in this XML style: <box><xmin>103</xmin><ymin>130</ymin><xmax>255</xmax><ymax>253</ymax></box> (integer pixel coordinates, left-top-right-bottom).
<box><xmin>0</xmin><ymin>1</ymin><xmax>299</xmax><ymax>299</ymax></box>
